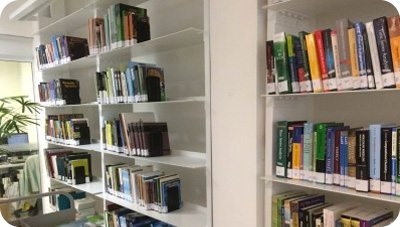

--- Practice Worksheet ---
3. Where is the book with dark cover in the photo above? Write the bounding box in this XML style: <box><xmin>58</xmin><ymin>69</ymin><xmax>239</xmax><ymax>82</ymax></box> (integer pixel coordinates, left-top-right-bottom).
<box><xmin>340</xmin><ymin>130</ymin><xmax>349</xmax><ymax>187</ymax></box>
<box><xmin>58</xmin><ymin>79</ymin><xmax>81</xmax><ymax>104</ymax></box>
<box><xmin>115</xmin><ymin>4</ymin><xmax>148</xmax><ymax>43</ymax></box>
<box><xmin>381</xmin><ymin>127</ymin><xmax>393</xmax><ymax>194</ymax></box>
<box><xmin>322</xmin><ymin>29</ymin><xmax>337</xmax><ymax>91</ymax></box>
<box><xmin>355</xmin><ymin>129</ymin><xmax>369</xmax><ymax>192</ymax></box>
<box><xmin>287</xmin><ymin>35</ymin><xmax>300</xmax><ymax>93</ymax></box>
<box><xmin>298</xmin><ymin>31</ymin><xmax>312</xmax><ymax>93</ymax></box>
<box><xmin>354</xmin><ymin>22</ymin><xmax>369</xmax><ymax>89</ymax></box>
<box><xmin>291</xmin><ymin>194</ymin><xmax>325</xmax><ymax>227</ymax></box>
<box><xmin>294</xmin><ymin>36</ymin><xmax>307</xmax><ymax>93</ymax></box>
<box><xmin>146</xmin><ymin>67</ymin><xmax>166</xmax><ymax>102</ymax></box>
<box><xmin>373</xmin><ymin>16</ymin><xmax>396</xmax><ymax>88</ymax></box>
<box><xmin>333</xmin><ymin>126</ymin><xmax>349</xmax><ymax>185</ymax></box>
<box><xmin>65</xmin><ymin>152</ymin><xmax>92</xmax><ymax>182</ymax></box>
<box><xmin>64</xmin><ymin>36</ymin><xmax>89</xmax><ymax>61</ymax></box>
<box><xmin>348</xmin><ymin>128</ymin><xmax>359</xmax><ymax>189</ymax></box>
<box><xmin>266</xmin><ymin>40</ymin><xmax>276</xmax><ymax>94</ymax></box>
<box><xmin>315</xmin><ymin>30</ymin><xmax>329</xmax><ymax>91</ymax></box>
<box><xmin>274</xmin><ymin>32</ymin><xmax>292</xmax><ymax>93</ymax></box>
<box><xmin>362</xmin><ymin>26</ymin><xmax>376</xmax><ymax>89</ymax></box>
<box><xmin>141</xmin><ymin>122</ymin><xmax>170</xmax><ymax>157</ymax></box>
<box><xmin>71</xmin><ymin>119</ymin><xmax>91</xmax><ymax>145</ymax></box>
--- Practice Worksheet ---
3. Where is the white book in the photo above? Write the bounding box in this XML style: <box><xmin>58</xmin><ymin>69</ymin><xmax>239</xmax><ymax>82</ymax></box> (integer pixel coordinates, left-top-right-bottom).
<box><xmin>323</xmin><ymin>201</ymin><xmax>361</xmax><ymax>227</ymax></box>
<box><xmin>366</xmin><ymin>22</ymin><xmax>384</xmax><ymax>89</ymax></box>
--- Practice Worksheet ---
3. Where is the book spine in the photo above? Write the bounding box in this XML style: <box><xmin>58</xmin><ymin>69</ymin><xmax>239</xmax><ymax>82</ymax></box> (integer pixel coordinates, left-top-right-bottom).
<box><xmin>369</xmin><ymin>125</ymin><xmax>381</xmax><ymax>193</ymax></box>
<box><xmin>293</xmin><ymin>195</ymin><xmax>325</xmax><ymax>227</ymax></box>
<box><xmin>325</xmin><ymin>127</ymin><xmax>335</xmax><ymax>185</ymax></box>
<box><xmin>299</xmin><ymin>31</ymin><xmax>313</xmax><ymax>93</ymax></box>
<box><xmin>366</xmin><ymin>21</ymin><xmax>384</xmax><ymax>89</ymax></box>
<box><xmin>362</xmin><ymin>26</ymin><xmax>376</xmax><ymax>89</ymax></box>
<box><xmin>381</xmin><ymin>127</ymin><xmax>392</xmax><ymax>194</ymax></box>
<box><xmin>388</xmin><ymin>16</ymin><xmax>400</xmax><ymax>88</ymax></box>
<box><xmin>287</xmin><ymin>126</ymin><xmax>295</xmax><ymax>179</ymax></box>
<box><xmin>266</xmin><ymin>40</ymin><xmax>276</xmax><ymax>94</ymax></box>
<box><xmin>334</xmin><ymin>129</ymin><xmax>341</xmax><ymax>185</ymax></box>
<box><xmin>348</xmin><ymin>28</ymin><xmax>361</xmax><ymax>89</ymax></box>
<box><xmin>315</xmin><ymin>30</ymin><xmax>330</xmax><ymax>91</ymax></box>
<box><xmin>303</xmin><ymin>123</ymin><xmax>313</xmax><ymax>181</ymax></box>
<box><xmin>276</xmin><ymin>122</ymin><xmax>288</xmax><ymax>177</ymax></box>
<box><xmin>397</xmin><ymin>128</ymin><xmax>400</xmax><ymax>196</ymax></box>
<box><xmin>294</xmin><ymin>37</ymin><xmax>308</xmax><ymax>93</ymax></box>
<box><xmin>323</xmin><ymin>29</ymin><xmax>337</xmax><ymax>91</ymax></box>
<box><xmin>340</xmin><ymin>130</ymin><xmax>348</xmax><ymax>187</ymax></box>
<box><xmin>315</xmin><ymin>124</ymin><xmax>326</xmax><ymax>183</ymax></box>
<box><xmin>331</xmin><ymin>31</ymin><xmax>342</xmax><ymax>90</ymax></box>
<box><xmin>374</xmin><ymin>16</ymin><xmax>396</xmax><ymax>88</ymax></box>
<box><xmin>274</xmin><ymin>33</ymin><xmax>292</xmax><ymax>94</ymax></box>
<box><xmin>348</xmin><ymin>130</ymin><xmax>357</xmax><ymax>189</ymax></box>
<box><xmin>293</xmin><ymin>126</ymin><xmax>303</xmax><ymax>179</ymax></box>
<box><xmin>305</xmin><ymin>34</ymin><xmax>323</xmax><ymax>92</ymax></box>
<box><xmin>355</xmin><ymin>22</ymin><xmax>369</xmax><ymax>89</ymax></box>
<box><xmin>336</xmin><ymin>18</ymin><xmax>354</xmax><ymax>90</ymax></box>
<box><xmin>392</xmin><ymin>127</ymin><xmax>397</xmax><ymax>195</ymax></box>
<box><xmin>287</xmin><ymin>35</ymin><xmax>300</xmax><ymax>93</ymax></box>
<box><xmin>312</xmin><ymin>129</ymin><xmax>318</xmax><ymax>182</ymax></box>
<box><xmin>356</xmin><ymin>130</ymin><xmax>369</xmax><ymax>192</ymax></box>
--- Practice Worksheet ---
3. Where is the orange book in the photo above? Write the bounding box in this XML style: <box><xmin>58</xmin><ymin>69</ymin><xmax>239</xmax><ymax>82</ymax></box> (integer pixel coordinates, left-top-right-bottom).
<box><xmin>305</xmin><ymin>33</ymin><xmax>323</xmax><ymax>92</ymax></box>
<box><xmin>129</xmin><ymin>13</ymin><xmax>134</xmax><ymax>44</ymax></box>
<box><xmin>124</xmin><ymin>14</ymin><xmax>130</xmax><ymax>45</ymax></box>
<box><xmin>348</xmin><ymin>28</ymin><xmax>360</xmax><ymax>89</ymax></box>
<box><xmin>388</xmin><ymin>15</ymin><xmax>400</xmax><ymax>88</ymax></box>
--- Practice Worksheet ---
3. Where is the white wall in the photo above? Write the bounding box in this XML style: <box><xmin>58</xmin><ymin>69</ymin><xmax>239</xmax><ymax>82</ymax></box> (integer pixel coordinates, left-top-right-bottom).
<box><xmin>210</xmin><ymin>0</ymin><xmax>265</xmax><ymax>226</ymax></box>
<box><xmin>0</xmin><ymin>0</ymin><xmax>36</xmax><ymax>37</ymax></box>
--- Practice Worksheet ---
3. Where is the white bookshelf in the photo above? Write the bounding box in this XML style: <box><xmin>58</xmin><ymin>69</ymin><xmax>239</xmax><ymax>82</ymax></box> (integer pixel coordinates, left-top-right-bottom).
<box><xmin>263</xmin><ymin>0</ymin><xmax>400</xmax><ymax>226</ymax></box>
<box><xmin>24</xmin><ymin>0</ymin><xmax>211</xmax><ymax>225</ymax></box>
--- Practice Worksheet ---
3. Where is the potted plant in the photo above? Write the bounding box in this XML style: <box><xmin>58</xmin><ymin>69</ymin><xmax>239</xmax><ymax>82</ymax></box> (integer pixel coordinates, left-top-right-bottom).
<box><xmin>0</xmin><ymin>96</ymin><xmax>41</xmax><ymax>146</ymax></box>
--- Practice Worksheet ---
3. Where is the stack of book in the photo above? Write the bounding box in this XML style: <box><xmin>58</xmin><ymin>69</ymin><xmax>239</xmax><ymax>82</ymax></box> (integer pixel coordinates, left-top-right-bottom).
<box><xmin>95</xmin><ymin>62</ymin><xmax>166</xmax><ymax>104</ymax></box>
<box><xmin>88</xmin><ymin>3</ymin><xmax>150</xmax><ymax>54</ymax></box>
<box><xmin>272</xmin><ymin>190</ymin><xmax>394</xmax><ymax>227</ymax></box>
<box><xmin>103</xmin><ymin>113</ymin><xmax>170</xmax><ymax>157</ymax></box>
<box><xmin>105</xmin><ymin>204</ymin><xmax>173</xmax><ymax>226</ymax></box>
<box><xmin>45</xmin><ymin>148</ymin><xmax>93</xmax><ymax>185</ymax></box>
<box><xmin>38</xmin><ymin>79</ymin><xmax>81</xmax><ymax>106</ymax></box>
<box><xmin>276</xmin><ymin>120</ymin><xmax>400</xmax><ymax>196</ymax></box>
<box><xmin>266</xmin><ymin>15</ymin><xmax>400</xmax><ymax>94</ymax></box>
<box><xmin>106</xmin><ymin>164</ymin><xmax>182</xmax><ymax>214</ymax></box>
<box><xmin>45</xmin><ymin>114</ymin><xmax>91</xmax><ymax>146</ymax></box>
<box><xmin>35</xmin><ymin>36</ymin><xmax>89</xmax><ymax>70</ymax></box>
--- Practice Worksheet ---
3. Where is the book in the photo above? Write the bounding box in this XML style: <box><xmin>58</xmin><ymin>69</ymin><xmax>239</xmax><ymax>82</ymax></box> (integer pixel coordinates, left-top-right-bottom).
<box><xmin>373</xmin><ymin>16</ymin><xmax>396</xmax><ymax>88</ymax></box>
<box><xmin>315</xmin><ymin>30</ymin><xmax>329</xmax><ymax>91</ymax></box>
<box><xmin>287</xmin><ymin>34</ymin><xmax>300</xmax><ymax>93</ymax></box>
<box><xmin>392</xmin><ymin>127</ymin><xmax>397</xmax><ymax>195</ymax></box>
<box><xmin>397</xmin><ymin>127</ymin><xmax>400</xmax><ymax>196</ymax></box>
<box><xmin>292</xmin><ymin>125</ymin><xmax>304</xmax><ymax>179</ymax></box>
<box><xmin>303</xmin><ymin>123</ymin><xmax>313</xmax><ymax>181</ymax></box>
<box><xmin>362</xmin><ymin>25</ymin><xmax>376</xmax><ymax>89</ymax></box>
<box><xmin>369</xmin><ymin>124</ymin><xmax>386</xmax><ymax>193</ymax></box>
<box><xmin>331</xmin><ymin>31</ymin><xmax>342</xmax><ymax>90</ymax></box>
<box><xmin>298</xmin><ymin>31</ymin><xmax>313</xmax><ymax>93</ymax></box>
<box><xmin>354</xmin><ymin>22</ymin><xmax>369</xmax><ymax>89</ymax></box>
<box><xmin>336</xmin><ymin>18</ymin><xmax>354</xmax><ymax>90</ymax></box>
<box><xmin>294</xmin><ymin>36</ymin><xmax>308</xmax><ymax>93</ymax></box>
<box><xmin>323</xmin><ymin>201</ymin><xmax>361</xmax><ymax>227</ymax></box>
<box><xmin>381</xmin><ymin>127</ymin><xmax>393</xmax><ymax>194</ymax></box>
<box><xmin>359</xmin><ymin>209</ymin><xmax>394</xmax><ymax>227</ymax></box>
<box><xmin>323</xmin><ymin>29</ymin><xmax>337</xmax><ymax>91</ymax></box>
<box><xmin>347</xmin><ymin>128</ymin><xmax>358</xmax><ymax>189</ymax></box>
<box><xmin>146</xmin><ymin>66</ymin><xmax>166</xmax><ymax>102</ymax></box>
<box><xmin>348</xmin><ymin>28</ymin><xmax>361</xmax><ymax>89</ymax></box>
<box><xmin>274</xmin><ymin>32</ymin><xmax>292</xmax><ymax>93</ymax></box>
<box><xmin>305</xmin><ymin>33</ymin><xmax>323</xmax><ymax>92</ymax></box>
<box><xmin>291</xmin><ymin>194</ymin><xmax>325</xmax><ymax>227</ymax></box>
<box><xmin>355</xmin><ymin>129</ymin><xmax>369</xmax><ymax>192</ymax></box>
<box><xmin>340</xmin><ymin>130</ymin><xmax>349</xmax><ymax>187</ymax></box>
<box><xmin>333</xmin><ymin>126</ymin><xmax>349</xmax><ymax>186</ymax></box>
<box><xmin>387</xmin><ymin>15</ymin><xmax>400</xmax><ymax>88</ymax></box>
<box><xmin>266</xmin><ymin>40</ymin><xmax>276</xmax><ymax>94</ymax></box>
<box><xmin>272</xmin><ymin>191</ymin><xmax>306</xmax><ymax>227</ymax></box>
<box><xmin>366</xmin><ymin>21</ymin><xmax>384</xmax><ymax>89</ymax></box>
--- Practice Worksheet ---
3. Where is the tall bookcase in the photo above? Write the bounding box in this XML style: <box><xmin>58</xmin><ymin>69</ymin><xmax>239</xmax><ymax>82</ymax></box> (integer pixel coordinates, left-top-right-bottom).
<box><xmin>27</xmin><ymin>0</ymin><xmax>211</xmax><ymax>226</ymax></box>
<box><xmin>262</xmin><ymin>0</ymin><xmax>400</xmax><ymax>225</ymax></box>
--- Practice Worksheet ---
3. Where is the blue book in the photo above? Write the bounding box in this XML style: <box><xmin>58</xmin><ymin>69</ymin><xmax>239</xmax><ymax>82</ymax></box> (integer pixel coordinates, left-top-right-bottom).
<box><xmin>121</xmin><ymin>168</ymin><xmax>131</xmax><ymax>199</ymax></box>
<box><xmin>325</xmin><ymin>127</ymin><xmax>336</xmax><ymax>185</ymax></box>
<box><xmin>355</xmin><ymin>22</ymin><xmax>368</xmax><ymax>89</ymax></box>
<box><xmin>369</xmin><ymin>124</ymin><xmax>384</xmax><ymax>192</ymax></box>
<box><xmin>392</xmin><ymin>127</ymin><xmax>397</xmax><ymax>195</ymax></box>
<box><xmin>125</xmin><ymin>68</ymin><xmax>134</xmax><ymax>100</ymax></box>
<box><xmin>339</xmin><ymin>130</ymin><xmax>348</xmax><ymax>187</ymax></box>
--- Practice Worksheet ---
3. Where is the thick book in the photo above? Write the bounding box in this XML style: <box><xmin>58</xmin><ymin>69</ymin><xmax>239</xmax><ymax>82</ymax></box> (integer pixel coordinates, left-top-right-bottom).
<box><xmin>348</xmin><ymin>28</ymin><xmax>361</xmax><ymax>89</ymax></box>
<box><xmin>323</xmin><ymin>201</ymin><xmax>361</xmax><ymax>227</ymax></box>
<box><xmin>305</xmin><ymin>33</ymin><xmax>323</xmax><ymax>92</ymax></box>
<box><xmin>340</xmin><ymin>130</ymin><xmax>349</xmax><ymax>187</ymax></box>
<box><xmin>347</xmin><ymin>128</ymin><xmax>358</xmax><ymax>189</ymax></box>
<box><xmin>331</xmin><ymin>31</ymin><xmax>342</xmax><ymax>90</ymax></box>
<box><xmin>381</xmin><ymin>127</ymin><xmax>393</xmax><ymax>194</ymax></box>
<box><xmin>141</xmin><ymin>122</ymin><xmax>171</xmax><ymax>157</ymax></box>
<box><xmin>369</xmin><ymin>124</ymin><xmax>386</xmax><ymax>193</ymax></box>
<box><xmin>272</xmin><ymin>191</ymin><xmax>305</xmax><ymax>227</ymax></box>
<box><xmin>266</xmin><ymin>40</ymin><xmax>276</xmax><ymax>94</ymax></box>
<box><xmin>299</xmin><ymin>31</ymin><xmax>313</xmax><ymax>93</ymax></box>
<box><xmin>146</xmin><ymin>66</ymin><xmax>166</xmax><ymax>102</ymax></box>
<box><xmin>362</xmin><ymin>26</ymin><xmax>376</xmax><ymax>89</ymax></box>
<box><xmin>274</xmin><ymin>32</ymin><xmax>292</xmax><ymax>93</ymax></box>
<box><xmin>359</xmin><ymin>209</ymin><xmax>394</xmax><ymax>227</ymax></box>
<box><xmin>64</xmin><ymin>36</ymin><xmax>90</xmax><ymax>61</ymax></box>
<box><xmin>388</xmin><ymin>15</ymin><xmax>400</xmax><ymax>88</ymax></box>
<box><xmin>305</xmin><ymin>203</ymin><xmax>332</xmax><ymax>227</ymax></box>
<box><xmin>366</xmin><ymin>21</ymin><xmax>384</xmax><ymax>89</ymax></box>
<box><xmin>292</xmin><ymin>126</ymin><xmax>304</xmax><ymax>180</ymax></box>
<box><xmin>323</xmin><ymin>29</ymin><xmax>337</xmax><ymax>91</ymax></box>
<box><xmin>373</xmin><ymin>16</ymin><xmax>396</xmax><ymax>88</ymax></box>
<box><xmin>333</xmin><ymin>126</ymin><xmax>349</xmax><ymax>186</ymax></box>
<box><xmin>336</xmin><ymin>18</ymin><xmax>354</xmax><ymax>90</ymax></box>
<box><xmin>291</xmin><ymin>194</ymin><xmax>325</xmax><ymax>227</ymax></box>
<box><xmin>294</xmin><ymin>36</ymin><xmax>308</xmax><ymax>93</ymax></box>
<box><xmin>354</xmin><ymin>22</ymin><xmax>369</xmax><ymax>89</ymax></box>
<box><xmin>287</xmin><ymin>35</ymin><xmax>300</xmax><ymax>93</ymax></box>
<box><xmin>303</xmin><ymin>123</ymin><xmax>313</xmax><ymax>181</ymax></box>
<box><xmin>58</xmin><ymin>79</ymin><xmax>81</xmax><ymax>105</ymax></box>
<box><xmin>355</xmin><ymin>129</ymin><xmax>369</xmax><ymax>192</ymax></box>
<box><xmin>315</xmin><ymin>30</ymin><xmax>329</xmax><ymax>91</ymax></box>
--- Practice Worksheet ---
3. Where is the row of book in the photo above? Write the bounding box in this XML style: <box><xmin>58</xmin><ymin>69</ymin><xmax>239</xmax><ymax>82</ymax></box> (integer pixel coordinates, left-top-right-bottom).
<box><xmin>106</xmin><ymin>163</ymin><xmax>181</xmax><ymax>214</ymax></box>
<box><xmin>276</xmin><ymin>121</ymin><xmax>400</xmax><ymax>195</ymax></box>
<box><xmin>45</xmin><ymin>148</ymin><xmax>93</xmax><ymax>185</ymax></box>
<box><xmin>38</xmin><ymin>79</ymin><xmax>81</xmax><ymax>106</ymax></box>
<box><xmin>266</xmin><ymin>15</ymin><xmax>400</xmax><ymax>94</ymax></box>
<box><xmin>103</xmin><ymin>116</ymin><xmax>170</xmax><ymax>157</ymax></box>
<box><xmin>105</xmin><ymin>204</ymin><xmax>172</xmax><ymax>227</ymax></box>
<box><xmin>95</xmin><ymin>62</ymin><xmax>166</xmax><ymax>104</ymax></box>
<box><xmin>88</xmin><ymin>3</ymin><xmax>150</xmax><ymax>55</ymax></box>
<box><xmin>272</xmin><ymin>190</ymin><xmax>394</xmax><ymax>227</ymax></box>
<box><xmin>45</xmin><ymin>114</ymin><xmax>91</xmax><ymax>146</ymax></box>
<box><xmin>35</xmin><ymin>36</ymin><xmax>89</xmax><ymax>70</ymax></box>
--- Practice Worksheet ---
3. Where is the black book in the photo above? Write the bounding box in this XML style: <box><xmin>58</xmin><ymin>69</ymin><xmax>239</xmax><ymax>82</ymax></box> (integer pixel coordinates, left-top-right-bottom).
<box><xmin>381</xmin><ymin>127</ymin><xmax>393</xmax><ymax>194</ymax></box>
<box><xmin>59</xmin><ymin>79</ymin><xmax>81</xmax><ymax>105</ymax></box>
<box><xmin>64</xmin><ymin>36</ymin><xmax>89</xmax><ymax>61</ymax></box>
<box><xmin>71</xmin><ymin>119</ymin><xmax>91</xmax><ymax>145</ymax></box>
<box><xmin>142</xmin><ymin>122</ymin><xmax>170</xmax><ymax>157</ymax></box>
<box><xmin>146</xmin><ymin>67</ymin><xmax>165</xmax><ymax>102</ymax></box>
<box><xmin>355</xmin><ymin>129</ymin><xmax>369</xmax><ymax>192</ymax></box>
<box><xmin>115</xmin><ymin>3</ymin><xmax>150</xmax><ymax>43</ymax></box>
<box><xmin>65</xmin><ymin>152</ymin><xmax>92</xmax><ymax>183</ymax></box>
<box><xmin>322</xmin><ymin>29</ymin><xmax>336</xmax><ymax>81</ymax></box>
<box><xmin>362</xmin><ymin>28</ymin><xmax>375</xmax><ymax>89</ymax></box>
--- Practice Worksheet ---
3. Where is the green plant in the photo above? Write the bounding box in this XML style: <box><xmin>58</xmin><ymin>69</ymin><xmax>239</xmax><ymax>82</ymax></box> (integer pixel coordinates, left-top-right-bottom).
<box><xmin>0</xmin><ymin>96</ymin><xmax>41</xmax><ymax>142</ymax></box>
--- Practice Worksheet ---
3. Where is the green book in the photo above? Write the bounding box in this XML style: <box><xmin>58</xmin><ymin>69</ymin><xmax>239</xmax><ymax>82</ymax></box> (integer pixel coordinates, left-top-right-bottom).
<box><xmin>274</xmin><ymin>32</ymin><xmax>292</xmax><ymax>94</ymax></box>
<box><xmin>299</xmin><ymin>31</ymin><xmax>312</xmax><ymax>85</ymax></box>
<box><xmin>273</xmin><ymin>191</ymin><xmax>307</xmax><ymax>227</ymax></box>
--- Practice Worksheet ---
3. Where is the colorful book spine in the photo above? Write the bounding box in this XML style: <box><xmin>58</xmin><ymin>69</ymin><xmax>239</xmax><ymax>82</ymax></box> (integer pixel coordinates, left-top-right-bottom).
<box><xmin>305</xmin><ymin>33</ymin><xmax>323</xmax><ymax>93</ymax></box>
<box><xmin>369</xmin><ymin>125</ymin><xmax>382</xmax><ymax>193</ymax></box>
<box><xmin>397</xmin><ymin>127</ymin><xmax>400</xmax><ymax>196</ymax></box>
<box><xmin>274</xmin><ymin>32</ymin><xmax>292</xmax><ymax>94</ymax></box>
<box><xmin>354</xmin><ymin>22</ymin><xmax>369</xmax><ymax>89</ymax></box>
<box><xmin>294</xmin><ymin>36</ymin><xmax>308</xmax><ymax>93</ymax></box>
<box><xmin>331</xmin><ymin>31</ymin><xmax>342</xmax><ymax>91</ymax></box>
<box><xmin>373</xmin><ymin>17</ymin><xmax>396</xmax><ymax>88</ymax></box>
<box><xmin>315</xmin><ymin>124</ymin><xmax>328</xmax><ymax>183</ymax></box>
<box><xmin>323</xmin><ymin>29</ymin><xmax>337</xmax><ymax>91</ymax></box>
<box><xmin>347</xmin><ymin>129</ymin><xmax>357</xmax><ymax>189</ymax></box>
<box><xmin>292</xmin><ymin>195</ymin><xmax>325</xmax><ymax>227</ymax></box>
<box><xmin>336</xmin><ymin>18</ymin><xmax>354</xmax><ymax>90</ymax></box>
<box><xmin>276</xmin><ymin>121</ymin><xmax>289</xmax><ymax>177</ymax></box>
<box><xmin>299</xmin><ymin>31</ymin><xmax>313</xmax><ymax>93</ymax></box>
<box><xmin>293</xmin><ymin>126</ymin><xmax>303</xmax><ymax>180</ymax></box>
<box><xmin>334</xmin><ymin>127</ymin><xmax>349</xmax><ymax>185</ymax></box>
<box><xmin>340</xmin><ymin>130</ymin><xmax>349</xmax><ymax>187</ymax></box>
<box><xmin>287</xmin><ymin>126</ymin><xmax>295</xmax><ymax>179</ymax></box>
<box><xmin>366</xmin><ymin>21</ymin><xmax>384</xmax><ymax>89</ymax></box>
<box><xmin>381</xmin><ymin>127</ymin><xmax>393</xmax><ymax>194</ymax></box>
<box><xmin>348</xmin><ymin>28</ymin><xmax>361</xmax><ymax>89</ymax></box>
<box><xmin>315</xmin><ymin>30</ymin><xmax>330</xmax><ymax>91</ymax></box>
<box><xmin>266</xmin><ymin>40</ymin><xmax>276</xmax><ymax>94</ymax></box>
<box><xmin>303</xmin><ymin>123</ymin><xmax>313</xmax><ymax>181</ymax></box>
<box><xmin>355</xmin><ymin>129</ymin><xmax>369</xmax><ymax>192</ymax></box>
<box><xmin>387</xmin><ymin>15</ymin><xmax>400</xmax><ymax>88</ymax></box>
<box><xmin>362</xmin><ymin>26</ymin><xmax>376</xmax><ymax>89</ymax></box>
<box><xmin>392</xmin><ymin>127</ymin><xmax>397</xmax><ymax>195</ymax></box>
<box><xmin>287</xmin><ymin>35</ymin><xmax>301</xmax><ymax>93</ymax></box>
<box><xmin>325</xmin><ymin>127</ymin><xmax>335</xmax><ymax>185</ymax></box>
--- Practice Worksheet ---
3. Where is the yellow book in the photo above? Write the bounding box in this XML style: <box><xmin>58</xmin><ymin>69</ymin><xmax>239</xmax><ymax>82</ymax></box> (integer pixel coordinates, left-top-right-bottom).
<box><xmin>305</xmin><ymin>33</ymin><xmax>322</xmax><ymax>92</ymax></box>
<box><xmin>341</xmin><ymin>218</ymin><xmax>351</xmax><ymax>227</ymax></box>
<box><xmin>388</xmin><ymin>15</ymin><xmax>400</xmax><ymax>88</ymax></box>
<box><xmin>348</xmin><ymin>28</ymin><xmax>360</xmax><ymax>89</ymax></box>
<box><xmin>71</xmin><ymin>159</ymin><xmax>89</xmax><ymax>184</ymax></box>
<box><xmin>351</xmin><ymin>219</ymin><xmax>360</xmax><ymax>227</ymax></box>
<box><xmin>106</xmin><ymin>121</ymin><xmax>112</xmax><ymax>147</ymax></box>
<box><xmin>66</xmin><ymin>121</ymin><xmax>71</xmax><ymax>140</ymax></box>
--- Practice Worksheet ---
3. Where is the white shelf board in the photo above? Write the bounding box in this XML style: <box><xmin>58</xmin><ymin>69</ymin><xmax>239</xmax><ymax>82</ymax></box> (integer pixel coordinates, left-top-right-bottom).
<box><xmin>0</xmin><ymin>163</ymin><xmax>25</xmax><ymax>169</ymax></box>
<box><xmin>46</xmin><ymin>141</ymin><xmax>102</xmax><ymax>153</ymax></box>
<box><xmin>40</xmin><ymin>102</ymin><xmax>99</xmax><ymax>108</ymax></box>
<box><xmin>262</xmin><ymin>0</ymin><xmax>385</xmax><ymax>16</ymax></box>
<box><xmin>32</xmin><ymin>0</ymin><xmax>148</xmax><ymax>36</ymax></box>
<box><xmin>103</xmin><ymin>149</ymin><xmax>206</xmax><ymax>169</ymax></box>
<box><xmin>99</xmin><ymin>28</ymin><xmax>204</xmax><ymax>60</ymax></box>
<box><xmin>50</xmin><ymin>177</ymin><xmax>103</xmax><ymax>195</ymax></box>
<box><xmin>99</xmin><ymin>193</ymin><xmax>206</xmax><ymax>227</ymax></box>
<box><xmin>101</xmin><ymin>96</ymin><xmax>206</xmax><ymax>106</ymax></box>
<box><xmin>262</xmin><ymin>88</ymin><xmax>400</xmax><ymax>98</ymax></box>
<box><xmin>40</xmin><ymin>55</ymin><xmax>96</xmax><ymax>74</ymax></box>
<box><xmin>263</xmin><ymin>176</ymin><xmax>400</xmax><ymax>204</ymax></box>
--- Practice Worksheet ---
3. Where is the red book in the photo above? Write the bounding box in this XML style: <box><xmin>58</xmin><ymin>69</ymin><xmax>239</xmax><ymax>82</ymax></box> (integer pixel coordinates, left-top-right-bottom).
<box><xmin>315</xmin><ymin>30</ymin><xmax>329</xmax><ymax>91</ymax></box>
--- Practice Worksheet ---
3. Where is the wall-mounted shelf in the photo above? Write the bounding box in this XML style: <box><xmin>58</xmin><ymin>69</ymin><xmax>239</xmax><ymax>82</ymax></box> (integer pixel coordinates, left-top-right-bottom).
<box><xmin>50</xmin><ymin>177</ymin><xmax>103</xmax><ymax>195</ymax></box>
